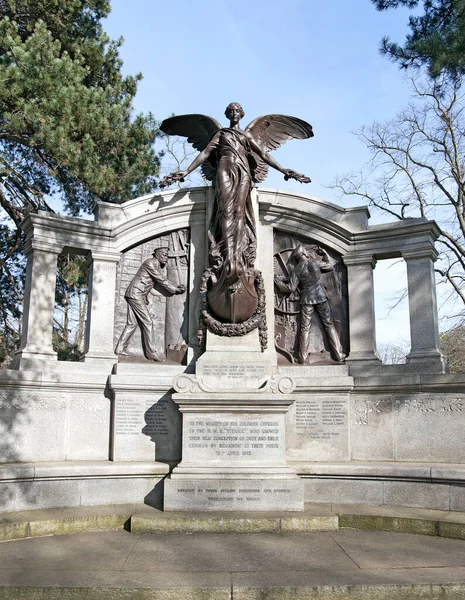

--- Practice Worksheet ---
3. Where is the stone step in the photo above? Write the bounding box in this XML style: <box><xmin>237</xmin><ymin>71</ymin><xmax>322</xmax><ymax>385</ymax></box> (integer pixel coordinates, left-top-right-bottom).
<box><xmin>2</xmin><ymin>502</ymin><xmax>465</xmax><ymax>541</ymax></box>
<box><xmin>0</xmin><ymin>583</ymin><xmax>464</xmax><ymax>599</ymax></box>
<box><xmin>130</xmin><ymin>511</ymin><xmax>337</xmax><ymax>534</ymax></box>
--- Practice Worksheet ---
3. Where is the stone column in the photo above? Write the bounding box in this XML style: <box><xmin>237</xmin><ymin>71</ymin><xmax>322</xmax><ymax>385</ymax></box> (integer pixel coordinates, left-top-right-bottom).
<box><xmin>13</xmin><ymin>240</ymin><xmax>61</xmax><ymax>368</ymax></box>
<box><xmin>83</xmin><ymin>250</ymin><xmax>121</xmax><ymax>364</ymax></box>
<box><xmin>186</xmin><ymin>188</ymin><xmax>209</xmax><ymax>363</ymax></box>
<box><xmin>403</xmin><ymin>249</ymin><xmax>446</xmax><ymax>371</ymax></box>
<box><xmin>256</xmin><ymin>189</ymin><xmax>277</xmax><ymax>364</ymax></box>
<box><xmin>343</xmin><ymin>255</ymin><xmax>380</xmax><ymax>364</ymax></box>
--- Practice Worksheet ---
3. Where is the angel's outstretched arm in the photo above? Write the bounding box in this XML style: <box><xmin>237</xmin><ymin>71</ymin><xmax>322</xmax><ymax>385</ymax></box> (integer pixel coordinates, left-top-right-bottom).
<box><xmin>184</xmin><ymin>133</ymin><xmax>219</xmax><ymax>175</ymax></box>
<box><xmin>248</xmin><ymin>137</ymin><xmax>311</xmax><ymax>184</ymax></box>
<box><xmin>160</xmin><ymin>133</ymin><xmax>220</xmax><ymax>187</ymax></box>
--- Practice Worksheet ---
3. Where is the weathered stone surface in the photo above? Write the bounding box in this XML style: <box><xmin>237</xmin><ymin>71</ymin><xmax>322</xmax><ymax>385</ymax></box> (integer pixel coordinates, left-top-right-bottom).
<box><xmin>131</xmin><ymin>514</ymin><xmax>281</xmax><ymax>534</ymax></box>
<box><xmin>304</xmin><ymin>478</ymin><xmax>384</xmax><ymax>505</ymax></box>
<box><xmin>164</xmin><ymin>478</ymin><xmax>304</xmax><ymax>512</ymax></box>
<box><xmin>339</xmin><ymin>513</ymin><xmax>437</xmax><ymax>536</ymax></box>
<box><xmin>350</xmin><ymin>395</ymin><xmax>394</xmax><ymax>461</ymax></box>
<box><xmin>383</xmin><ymin>481</ymin><xmax>451</xmax><ymax>511</ymax></box>
<box><xmin>286</xmin><ymin>393</ymin><xmax>349</xmax><ymax>461</ymax></box>
<box><xmin>394</xmin><ymin>394</ymin><xmax>465</xmax><ymax>462</ymax></box>
<box><xmin>65</xmin><ymin>394</ymin><xmax>110</xmax><ymax>460</ymax></box>
<box><xmin>280</xmin><ymin>515</ymin><xmax>338</xmax><ymax>532</ymax></box>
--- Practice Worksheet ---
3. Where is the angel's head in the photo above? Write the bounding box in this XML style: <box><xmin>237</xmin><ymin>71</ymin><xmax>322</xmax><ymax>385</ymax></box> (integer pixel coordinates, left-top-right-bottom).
<box><xmin>225</xmin><ymin>102</ymin><xmax>244</xmax><ymax>124</ymax></box>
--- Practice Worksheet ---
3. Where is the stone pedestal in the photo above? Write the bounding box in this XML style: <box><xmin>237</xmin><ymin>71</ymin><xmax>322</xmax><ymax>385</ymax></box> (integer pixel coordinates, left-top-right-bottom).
<box><xmin>164</xmin><ymin>335</ymin><xmax>303</xmax><ymax>511</ymax></box>
<box><xmin>195</xmin><ymin>330</ymin><xmax>272</xmax><ymax>391</ymax></box>
<box><xmin>164</xmin><ymin>394</ymin><xmax>303</xmax><ymax>511</ymax></box>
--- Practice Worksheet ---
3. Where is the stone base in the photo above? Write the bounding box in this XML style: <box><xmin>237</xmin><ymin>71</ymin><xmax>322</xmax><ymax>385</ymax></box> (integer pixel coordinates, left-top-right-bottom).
<box><xmin>165</xmin><ymin>386</ymin><xmax>302</xmax><ymax>511</ymax></box>
<box><xmin>164</xmin><ymin>477</ymin><xmax>304</xmax><ymax>511</ymax></box>
<box><xmin>406</xmin><ymin>349</ymin><xmax>449</xmax><ymax>373</ymax></box>
<box><xmin>10</xmin><ymin>349</ymin><xmax>57</xmax><ymax>370</ymax></box>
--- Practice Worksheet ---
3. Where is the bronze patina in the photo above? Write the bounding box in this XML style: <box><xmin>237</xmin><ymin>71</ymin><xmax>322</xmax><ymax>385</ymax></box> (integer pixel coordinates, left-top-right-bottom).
<box><xmin>159</xmin><ymin>104</ymin><xmax>313</xmax><ymax>335</ymax></box>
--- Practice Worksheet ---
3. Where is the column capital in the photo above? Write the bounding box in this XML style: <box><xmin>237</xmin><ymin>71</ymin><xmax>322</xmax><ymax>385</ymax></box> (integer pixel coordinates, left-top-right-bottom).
<box><xmin>402</xmin><ymin>247</ymin><xmax>438</xmax><ymax>262</ymax></box>
<box><xmin>89</xmin><ymin>250</ymin><xmax>122</xmax><ymax>264</ymax></box>
<box><xmin>23</xmin><ymin>238</ymin><xmax>63</xmax><ymax>258</ymax></box>
<box><xmin>342</xmin><ymin>253</ymin><xmax>377</xmax><ymax>268</ymax></box>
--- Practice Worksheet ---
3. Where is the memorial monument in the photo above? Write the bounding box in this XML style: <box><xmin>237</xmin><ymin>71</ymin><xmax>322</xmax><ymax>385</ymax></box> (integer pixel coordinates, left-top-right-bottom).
<box><xmin>158</xmin><ymin>104</ymin><xmax>315</xmax><ymax>510</ymax></box>
<box><xmin>0</xmin><ymin>104</ymin><xmax>464</xmax><ymax>515</ymax></box>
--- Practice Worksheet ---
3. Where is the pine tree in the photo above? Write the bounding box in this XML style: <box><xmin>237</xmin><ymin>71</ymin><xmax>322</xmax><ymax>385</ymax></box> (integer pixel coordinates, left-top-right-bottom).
<box><xmin>372</xmin><ymin>0</ymin><xmax>465</xmax><ymax>80</ymax></box>
<box><xmin>0</xmin><ymin>0</ymin><xmax>160</xmax><ymax>362</ymax></box>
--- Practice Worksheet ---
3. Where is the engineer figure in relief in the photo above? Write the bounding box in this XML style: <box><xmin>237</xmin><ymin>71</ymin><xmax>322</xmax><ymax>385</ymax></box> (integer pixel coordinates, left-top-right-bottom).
<box><xmin>115</xmin><ymin>247</ymin><xmax>186</xmax><ymax>361</ymax></box>
<box><xmin>274</xmin><ymin>244</ymin><xmax>345</xmax><ymax>364</ymax></box>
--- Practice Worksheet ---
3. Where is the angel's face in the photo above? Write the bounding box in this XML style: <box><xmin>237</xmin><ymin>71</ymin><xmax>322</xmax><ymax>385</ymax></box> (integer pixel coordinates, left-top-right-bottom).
<box><xmin>225</xmin><ymin>103</ymin><xmax>243</xmax><ymax>125</ymax></box>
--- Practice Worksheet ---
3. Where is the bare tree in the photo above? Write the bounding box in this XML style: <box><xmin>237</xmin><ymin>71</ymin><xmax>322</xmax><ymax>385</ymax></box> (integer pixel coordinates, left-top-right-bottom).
<box><xmin>377</xmin><ymin>338</ymin><xmax>410</xmax><ymax>364</ymax></box>
<box><xmin>333</xmin><ymin>75</ymin><xmax>465</xmax><ymax>320</ymax></box>
<box><xmin>158</xmin><ymin>135</ymin><xmax>207</xmax><ymax>189</ymax></box>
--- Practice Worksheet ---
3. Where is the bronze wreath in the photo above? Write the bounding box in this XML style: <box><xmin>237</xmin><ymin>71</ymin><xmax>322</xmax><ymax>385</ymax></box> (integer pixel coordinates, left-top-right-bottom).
<box><xmin>198</xmin><ymin>269</ymin><xmax>268</xmax><ymax>352</ymax></box>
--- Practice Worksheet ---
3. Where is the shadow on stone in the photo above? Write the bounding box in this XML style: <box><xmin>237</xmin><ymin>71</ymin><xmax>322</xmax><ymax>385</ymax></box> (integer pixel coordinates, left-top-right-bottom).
<box><xmin>144</xmin><ymin>478</ymin><xmax>165</xmax><ymax>510</ymax></box>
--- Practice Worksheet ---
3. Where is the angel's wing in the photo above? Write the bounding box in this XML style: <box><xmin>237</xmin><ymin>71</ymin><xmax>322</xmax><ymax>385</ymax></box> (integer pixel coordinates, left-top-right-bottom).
<box><xmin>245</xmin><ymin>115</ymin><xmax>314</xmax><ymax>183</ymax></box>
<box><xmin>160</xmin><ymin>114</ymin><xmax>222</xmax><ymax>181</ymax></box>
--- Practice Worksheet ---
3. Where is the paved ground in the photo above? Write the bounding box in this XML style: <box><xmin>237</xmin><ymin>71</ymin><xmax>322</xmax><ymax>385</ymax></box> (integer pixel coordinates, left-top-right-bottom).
<box><xmin>2</xmin><ymin>527</ymin><xmax>465</xmax><ymax>597</ymax></box>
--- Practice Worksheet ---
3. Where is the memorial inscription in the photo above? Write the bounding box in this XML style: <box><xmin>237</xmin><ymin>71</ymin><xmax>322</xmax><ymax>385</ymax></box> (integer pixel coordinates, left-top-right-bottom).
<box><xmin>201</xmin><ymin>364</ymin><xmax>266</xmax><ymax>380</ymax></box>
<box><xmin>165</xmin><ymin>478</ymin><xmax>304</xmax><ymax>511</ymax></box>
<box><xmin>183</xmin><ymin>416</ymin><xmax>282</xmax><ymax>461</ymax></box>
<box><xmin>197</xmin><ymin>362</ymin><xmax>268</xmax><ymax>389</ymax></box>
<box><xmin>295</xmin><ymin>397</ymin><xmax>346</xmax><ymax>439</ymax></box>
<box><xmin>115</xmin><ymin>399</ymin><xmax>141</xmax><ymax>436</ymax></box>
<box><xmin>115</xmin><ymin>398</ymin><xmax>170</xmax><ymax>436</ymax></box>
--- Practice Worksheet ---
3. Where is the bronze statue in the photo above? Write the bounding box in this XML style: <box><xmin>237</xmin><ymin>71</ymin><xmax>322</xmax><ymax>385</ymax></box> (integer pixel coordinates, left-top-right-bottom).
<box><xmin>115</xmin><ymin>247</ymin><xmax>186</xmax><ymax>361</ymax></box>
<box><xmin>274</xmin><ymin>244</ymin><xmax>345</xmax><ymax>364</ymax></box>
<box><xmin>159</xmin><ymin>103</ymin><xmax>313</xmax><ymax>335</ymax></box>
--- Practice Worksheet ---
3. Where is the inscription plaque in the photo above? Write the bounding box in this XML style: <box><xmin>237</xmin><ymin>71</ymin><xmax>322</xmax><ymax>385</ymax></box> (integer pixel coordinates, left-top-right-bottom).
<box><xmin>295</xmin><ymin>397</ymin><xmax>346</xmax><ymax>439</ymax></box>
<box><xmin>201</xmin><ymin>364</ymin><xmax>266</xmax><ymax>380</ymax></box>
<box><xmin>286</xmin><ymin>395</ymin><xmax>349</xmax><ymax>461</ymax></box>
<box><xmin>115</xmin><ymin>399</ymin><xmax>142</xmax><ymax>436</ymax></box>
<box><xmin>196</xmin><ymin>361</ymin><xmax>269</xmax><ymax>390</ymax></box>
<box><xmin>183</xmin><ymin>414</ymin><xmax>283</xmax><ymax>463</ymax></box>
<box><xmin>164</xmin><ymin>478</ymin><xmax>304</xmax><ymax>511</ymax></box>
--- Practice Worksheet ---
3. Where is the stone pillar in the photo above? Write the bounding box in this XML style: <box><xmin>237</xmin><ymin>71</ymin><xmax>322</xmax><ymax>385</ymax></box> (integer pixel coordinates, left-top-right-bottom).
<box><xmin>256</xmin><ymin>189</ymin><xmax>277</xmax><ymax>364</ymax></box>
<box><xmin>403</xmin><ymin>249</ymin><xmax>446</xmax><ymax>371</ymax></box>
<box><xmin>13</xmin><ymin>240</ymin><xmax>60</xmax><ymax>368</ymax></box>
<box><xmin>343</xmin><ymin>255</ymin><xmax>380</xmax><ymax>364</ymax></box>
<box><xmin>83</xmin><ymin>250</ymin><xmax>121</xmax><ymax>364</ymax></box>
<box><xmin>186</xmin><ymin>188</ymin><xmax>209</xmax><ymax>364</ymax></box>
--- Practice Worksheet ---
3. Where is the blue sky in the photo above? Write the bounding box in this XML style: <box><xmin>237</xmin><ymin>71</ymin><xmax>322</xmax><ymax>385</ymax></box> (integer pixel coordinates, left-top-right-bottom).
<box><xmin>103</xmin><ymin>0</ymin><xmax>422</xmax><ymax>346</ymax></box>
<box><xmin>105</xmin><ymin>0</ymin><xmax>416</xmax><ymax>200</ymax></box>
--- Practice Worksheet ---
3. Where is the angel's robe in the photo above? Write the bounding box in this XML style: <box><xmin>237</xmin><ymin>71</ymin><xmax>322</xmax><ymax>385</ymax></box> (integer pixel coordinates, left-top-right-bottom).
<box><xmin>204</xmin><ymin>128</ymin><xmax>257</xmax><ymax>279</ymax></box>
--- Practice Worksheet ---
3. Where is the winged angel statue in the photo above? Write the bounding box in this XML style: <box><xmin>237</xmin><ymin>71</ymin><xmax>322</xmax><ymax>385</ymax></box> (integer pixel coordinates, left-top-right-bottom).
<box><xmin>159</xmin><ymin>102</ymin><xmax>313</xmax><ymax>340</ymax></box>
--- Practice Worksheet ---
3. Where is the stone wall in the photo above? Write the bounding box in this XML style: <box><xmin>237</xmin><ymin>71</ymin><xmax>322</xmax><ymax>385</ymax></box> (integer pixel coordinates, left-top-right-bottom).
<box><xmin>0</xmin><ymin>186</ymin><xmax>463</xmax><ymax>512</ymax></box>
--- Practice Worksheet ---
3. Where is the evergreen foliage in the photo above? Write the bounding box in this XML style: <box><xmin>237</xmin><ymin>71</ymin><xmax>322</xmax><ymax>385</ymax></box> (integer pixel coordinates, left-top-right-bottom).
<box><xmin>372</xmin><ymin>0</ymin><xmax>465</xmax><ymax>80</ymax></box>
<box><xmin>0</xmin><ymin>0</ymin><xmax>160</xmax><ymax>363</ymax></box>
